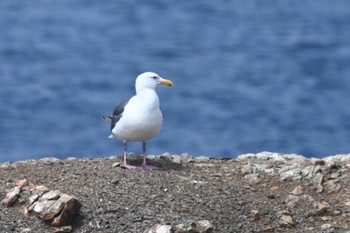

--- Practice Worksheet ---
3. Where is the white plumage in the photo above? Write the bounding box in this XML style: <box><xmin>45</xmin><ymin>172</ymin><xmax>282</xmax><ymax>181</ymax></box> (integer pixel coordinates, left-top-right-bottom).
<box><xmin>103</xmin><ymin>72</ymin><xmax>173</xmax><ymax>170</ymax></box>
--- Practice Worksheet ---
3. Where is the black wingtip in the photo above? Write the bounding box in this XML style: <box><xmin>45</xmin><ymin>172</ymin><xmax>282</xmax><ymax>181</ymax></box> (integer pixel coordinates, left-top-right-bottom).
<box><xmin>102</xmin><ymin>116</ymin><xmax>112</xmax><ymax>120</ymax></box>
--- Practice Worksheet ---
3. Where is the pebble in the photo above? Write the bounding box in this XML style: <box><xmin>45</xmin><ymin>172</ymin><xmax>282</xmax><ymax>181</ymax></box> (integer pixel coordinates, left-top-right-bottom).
<box><xmin>143</xmin><ymin>224</ymin><xmax>173</xmax><ymax>233</ymax></box>
<box><xmin>278</xmin><ymin>211</ymin><xmax>294</xmax><ymax>227</ymax></box>
<box><xmin>250</xmin><ymin>210</ymin><xmax>260</xmax><ymax>221</ymax></box>
<box><xmin>52</xmin><ymin>226</ymin><xmax>72</xmax><ymax>233</ymax></box>
<box><xmin>1</xmin><ymin>186</ymin><xmax>21</xmax><ymax>207</ymax></box>
<box><xmin>317</xmin><ymin>202</ymin><xmax>329</xmax><ymax>215</ymax></box>
<box><xmin>112</xmin><ymin>162</ymin><xmax>121</xmax><ymax>167</ymax></box>
<box><xmin>290</xmin><ymin>185</ymin><xmax>304</xmax><ymax>195</ymax></box>
<box><xmin>324</xmin><ymin>179</ymin><xmax>341</xmax><ymax>194</ymax></box>
<box><xmin>39</xmin><ymin>157</ymin><xmax>61</xmax><ymax>165</ymax></box>
<box><xmin>30</xmin><ymin>200</ymin><xmax>65</xmax><ymax>220</ymax></box>
<box><xmin>42</xmin><ymin>190</ymin><xmax>61</xmax><ymax>200</ymax></box>
<box><xmin>263</xmin><ymin>226</ymin><xmax>273</xmax><ymax>232</ymax></box>
<box><xmin>286</xmin><ymin>195</ymin><xmax>300</xmax><ymax>208</ymax></box>
<box><xmin>174</xmin><ymin>220</ymin><xmax>213</xmax><ymax>233</ymax></box>
<box><xmin>280</xmin><ymin>214</ymin><xmax>294</xmax><ymax>227</ymax></box>
<box><xmin>280</xmin><ymin>168</ymin><xmax>301</xmax><ymax>181</ymax></box>
<box><xmin>194</xmin><ymin>156</ymin><xmax>210</xmax><ymax>163</ymax></box>
<box><xmin>244</xmin><ymin>174</ymin><xmax>262</xmax><ymax>185</ymax></box>
<box><xmin>19</xmin><ymin>228</ymin><xmax>32</xmax><ymax>233</ymax></box>
<box><xmin>16</xmin><ymin>179</ymin><xmax>29</xmax><ymax>187</ymax></box>
<box><xmin>321</xmin><ymin>223</ymin><xmax>332</xmax><ymax>229</ymax></box>
<box><xmin>180</xmin><ymin>153</ymin><xmax>194</xmax><ymax>164</ymax></box>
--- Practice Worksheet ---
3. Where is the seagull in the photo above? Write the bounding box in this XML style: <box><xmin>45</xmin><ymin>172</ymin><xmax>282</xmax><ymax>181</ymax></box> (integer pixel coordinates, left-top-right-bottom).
<box><xmin>103</xmin><ymin>72</ymin><xmax>173</xmax><ymax>170</ymax></box>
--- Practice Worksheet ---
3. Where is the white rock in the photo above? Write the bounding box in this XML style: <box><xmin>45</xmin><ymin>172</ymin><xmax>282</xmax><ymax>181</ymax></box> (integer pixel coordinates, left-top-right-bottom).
<box><xmin>39</xmin><ymin>157</ymin><xmax>61</xmax><ymax>165</ymax></box>
<box><xmin>171</xmin><ymin>155</ymin><xmax>181</xmax><ymax>164</ymax></box>
<box><xmin>1</xmin><ymin>186</ymin><xmax>21</xmax><ymax>207</ymax></box>
<box><xmin>42</xmin><ymin>190</ymin><xmax>61</xmax><ymax>200</ymax></box>
<box><xmin>194</xmin><ymin>156</ymin><xmax>210</xmax><ymax>163</ymax></box>
<box><xmin>143</xmin><ymin>224</ymin><xmax>172</xmax><ymax>233</ymax></box>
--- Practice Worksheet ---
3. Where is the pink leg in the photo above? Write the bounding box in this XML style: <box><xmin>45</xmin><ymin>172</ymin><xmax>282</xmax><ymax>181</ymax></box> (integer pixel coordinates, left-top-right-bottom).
<box><xmin>121</xmin><ymin>141</ymin><xmax>137</xmax><ymax>169</ymax></box>
<box><xmin>140</xmin><ymin>141</ymin><xmax>158</xmax><ymax>170</ymax></box>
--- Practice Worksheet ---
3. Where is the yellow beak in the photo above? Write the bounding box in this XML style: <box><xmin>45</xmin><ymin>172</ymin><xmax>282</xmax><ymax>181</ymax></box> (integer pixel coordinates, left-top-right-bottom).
<box><xmin>160</xmin><ymin>78</ymin><xmax>174</xmax><ymax>86</ymax></box>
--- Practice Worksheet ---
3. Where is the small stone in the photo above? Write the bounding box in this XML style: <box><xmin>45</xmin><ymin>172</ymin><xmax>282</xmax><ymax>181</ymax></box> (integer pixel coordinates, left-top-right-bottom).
<box><xmin>321</xmin><ymin>223</ymin><xmax>332</xmax><ymax>229</ymax></box>
<box><xmin>212</xmin><ymin>173</ymin><xmax>222</xmax><ymax>177</ymax></box>
<box><xmin>40</xmin><ymin>157</ymin><xmax>61</xmax><ymax>165</ymax></box>
<box><xmin>16</xmin><ymin>179</ymin><xmax>29</xmax><ymax>187</ymax></box>
<box><xmin>197</xmin><ymin>220</ymin><xmax>214</xmax><ymax>232</ymax></box>
<box><xmin>20</xmin><ymin>206</ymin><xmax>30</xmax><ymax>217</ymax></box>
<box><xmin>329</xmin><ymin>172</ymin><xmax>340</xmax><ymax>178</ymax></box>
<box><xmin>19</xmin><ymin>228</ymin><xmax>32</xmax><ymax>233</ymax></box>
<box><xmin>160</xmin><ymin>154</ymin><xmax>173</xmax><ymax>163</ymax></box>
<box><xmin>244</xmin><ymin>174</ymin><xmax>262</xmax><ymax>185</ymax></box>
<box><xmin>278</xmin><ymin>211</ymin><xmax>294</xmax><ymax>227</ymax></box>
<box><xmin>250</xmin><ymin>210</ymin><xmax>260</xmax><ymax>221</ymax></box>
<box><xmin>180</xmin><ymin>207</ymin><xmax>190</xmax><ymax>212</ymax></box>
<box><xmin>324</xmin><ymin>179</ymin><xmax>341</xmax><ymax>194</ymax></box>
<box><xmin>180</xmin><ymin>153</ymin><xmax>194</xmax><ymax>164</ymax></box>
<box><xmin>263</xmin><ymin>226</ymin><xmax>273</xmax><ymax>232</ymax></box>
<box><xmin>317</xmin><ymin>202</ymin><xmax>329</xmax><ymax>215</ymax></box>
<box><xmin>52</xmin><ymin>226</ymin><xmax>72</xmax><ymax>233</ymax></box>
<box><xmin>112</xmin><ymin>162</ymin><xmax>121</xmax><ymax>168</ymax></box>
<box><xmin>111</xmin><ymin>179</ymin><xmax>119</xmax><ymax>184</ymax></box>
<box><xmin>170</xmin><ymin>155</ymin><xmax>181</xmax><ymax>164</ymax></box>
<box><xmin>312</xmin><ymin>165</ymin><xmax>322</xmax><ymax>174</ymax></box>
<box><xmin>28</xmin><ymin>194</ymin><xmax>40</xmax><ymax>205</ymax></box>
<box><xmin>330</xmin><ymin>210</ymin><xmax>342</xmax><ymax>216</ymax></box>
<box><xmin>32</xmin><ymin>185</ymin><xmax>50</xmax><ymax>196</ymax></box>
<box><xmin>241</xmin><ymin>164</ymin><xmax>253</xmax><ymax>175</ymax></box>
<box><xmin>290</xmin><ymin>185</ymin><xmax>304</xmax><ymax>195</ymax></box>
<box><xmin>42</xmin><ymin>190</ymin><xmax>61</xmax><ymax>200</ymax></box>
<box><xmin>313</xmin><ymin>159</ymin><xmax>325</xmax><ymax>166</ymax></box>
<box><xmin>280</xmin><ymin>168</ymin><xmax>301</xmax><ymax>181</ymax></box>
<box><xmin>312</xmin><ymin>173</ymin><xmax>324</xmax><ymax>186</ymax></box>
<box><xmin>1</xmin><ymin>186</ymin><xmax>21</xmax><ymax>207</ymax></box>
<box><xmin>174</xmin><ymin>220</ymin><xmax>213</xmax><ymax>233</ymax></box>
<box><xmin>301</xmin><ymin>165</ymin><xmax>313</xmax><ymax>178</ymax></box>
<box><xmin>286</xmin><ymin>195</ymin><xmax>300</xmax><ymax>208</ymax></box>
<box><xmin>143</xmin><ymin>224</ymin><xmax>173</xmax><ymax>233</ymax></box>
<box><xmin>280</xmin><ymin>214</ymin><xmax>294</xmax><ymax>226</ymax></box>
<box><xmin>194</xmin><ymin>156</ymin><xmax>210</xmax><ymax>163</ymax></box>
<box><xmin>316</xmin><ymin>185</ymin><xmax>323</xmax><ymax>193</ymax></box>
<box><xmin>51</xmin><ymin>194</ymin><xmax>81</xmax><ymax>227</ymax></box>
<box><xmin>30</xmin><ymin>200</ymin><xmax>65</xmax><ymax>220</ymax></box>
<box><xmin>65</xmin><ymin>157</ymin><xmax>77</xmax><ymax>161</ymax></box>
<box><xmin>194</xmin><ymin>163</ymin><xmax>215</xmax><ymax>168</ymax></box>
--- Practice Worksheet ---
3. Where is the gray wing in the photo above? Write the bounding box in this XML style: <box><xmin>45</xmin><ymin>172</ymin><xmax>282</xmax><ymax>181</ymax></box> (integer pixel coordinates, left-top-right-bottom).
<box><xmin>103</xmin><ymin>100</ymin><xmax>129</xmax><ymax>130</ymax></box>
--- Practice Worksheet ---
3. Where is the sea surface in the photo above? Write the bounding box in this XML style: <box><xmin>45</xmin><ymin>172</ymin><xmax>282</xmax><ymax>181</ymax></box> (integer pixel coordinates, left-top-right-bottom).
<box><xmin>1</xmin><ymin>1</ymin><xmax>350</xmax><ymax>162</ymax></box>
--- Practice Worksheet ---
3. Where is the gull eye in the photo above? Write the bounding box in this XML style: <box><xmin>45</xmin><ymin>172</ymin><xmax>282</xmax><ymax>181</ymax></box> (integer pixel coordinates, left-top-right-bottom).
<box><xmin>152</xmin><ymin>76</ymin><xmax>158</xmax><ymax>80</ymax></box>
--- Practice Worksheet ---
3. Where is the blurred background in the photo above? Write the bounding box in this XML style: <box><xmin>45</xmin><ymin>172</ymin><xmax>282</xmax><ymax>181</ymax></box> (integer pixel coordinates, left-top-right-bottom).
<box><xmin>1</xmin><ymin>1</ymin><xmax>350</xmax><ymax>162</ymax></box>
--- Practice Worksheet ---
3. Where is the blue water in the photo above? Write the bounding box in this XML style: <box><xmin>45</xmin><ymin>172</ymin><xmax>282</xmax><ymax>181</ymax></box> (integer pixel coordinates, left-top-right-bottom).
<box><xmin>1</xmin><ymin>1</ymin><xmax>350</xmax><ymax>162</ymax></box>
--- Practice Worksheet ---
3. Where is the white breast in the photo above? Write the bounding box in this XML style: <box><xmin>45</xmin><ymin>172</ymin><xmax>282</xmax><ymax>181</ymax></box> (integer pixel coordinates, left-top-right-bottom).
<box><xmin>111</xmin><ymin>90</ymin><xmax>163</xmax><ymax>141</ymax></box>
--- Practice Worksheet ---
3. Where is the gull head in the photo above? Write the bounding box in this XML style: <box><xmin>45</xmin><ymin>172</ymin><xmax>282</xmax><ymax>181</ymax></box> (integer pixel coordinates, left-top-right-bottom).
<box><xmin>135</xmin><ymin>72</ymin><xmax>173</xmax><ymax>93</ymax></box>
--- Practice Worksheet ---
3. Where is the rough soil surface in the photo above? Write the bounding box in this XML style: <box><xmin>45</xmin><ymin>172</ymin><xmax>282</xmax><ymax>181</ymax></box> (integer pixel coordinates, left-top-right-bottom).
<box><xmin>1</xmin><ymin>152</ymin><xmax>350</xmax><ymax>232</ymax></box>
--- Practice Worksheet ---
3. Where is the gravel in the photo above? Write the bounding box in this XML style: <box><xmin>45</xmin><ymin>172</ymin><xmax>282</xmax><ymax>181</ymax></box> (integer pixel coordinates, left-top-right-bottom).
<box><xmin>1</xmin><ymin>152</ymin><xmax>350</xmax><ymax>232</ymax></box>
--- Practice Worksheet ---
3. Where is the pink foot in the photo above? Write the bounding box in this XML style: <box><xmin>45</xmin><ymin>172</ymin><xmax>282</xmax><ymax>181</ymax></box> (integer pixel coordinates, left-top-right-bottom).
<box><xmin>121</xmin><ymin>163</ymin><xmax>138</xmax><ymax>169</ymax></box>
<box><xmin>139</xmin><ymin>164</ymin><xmax>158</xmax><ymax>170</ymax></box>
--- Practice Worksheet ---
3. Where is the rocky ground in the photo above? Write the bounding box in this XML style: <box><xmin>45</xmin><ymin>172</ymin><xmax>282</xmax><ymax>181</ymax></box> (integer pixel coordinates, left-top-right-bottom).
<box><xmin>1</xmin><ymin>152</ymin><xmax>350</xmax><ymax>233</ymax></box>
